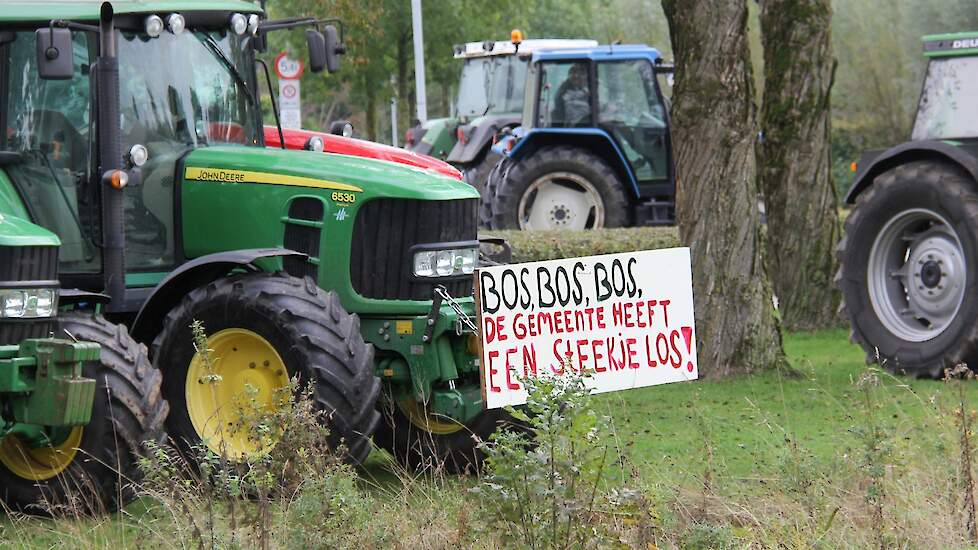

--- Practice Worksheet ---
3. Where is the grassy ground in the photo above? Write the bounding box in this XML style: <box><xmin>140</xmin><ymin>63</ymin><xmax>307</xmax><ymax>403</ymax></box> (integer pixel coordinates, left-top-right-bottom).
<box><xmin>6</xmin><ymin>329</ymin><xmax>978</xmax><ymax>548</ymax></box>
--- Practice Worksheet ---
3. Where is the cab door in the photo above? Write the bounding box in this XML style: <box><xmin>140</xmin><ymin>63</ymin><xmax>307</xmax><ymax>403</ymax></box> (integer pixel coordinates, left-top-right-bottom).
<box><xmin>595</xmin><ymin>59</ymin><xmax>671</xmax><ymax>195</ymax></box>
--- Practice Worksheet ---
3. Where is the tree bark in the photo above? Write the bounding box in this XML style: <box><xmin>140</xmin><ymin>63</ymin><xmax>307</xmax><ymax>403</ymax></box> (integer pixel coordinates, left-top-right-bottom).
<box><xmin>662</xmin><ymin>0</ymin><xmax>784</xmax><ymax>376</ymax></box>
<box><xmin>759</xmin><ymin>0</ymin><xmax>839</xmax><ymax>331</ymax></box>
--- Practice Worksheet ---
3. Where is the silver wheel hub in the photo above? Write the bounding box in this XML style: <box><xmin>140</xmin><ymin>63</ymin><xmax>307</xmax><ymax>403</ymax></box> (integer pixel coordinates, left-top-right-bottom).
<box><xmin>868</xmin><ymin>208</ymin><xmax>966</xmax><ymax>342</ymax></box>
<box><xmin>518</xmin><ymin>172</ymin><xmax>604</xmax><ymax>230</ymax></box>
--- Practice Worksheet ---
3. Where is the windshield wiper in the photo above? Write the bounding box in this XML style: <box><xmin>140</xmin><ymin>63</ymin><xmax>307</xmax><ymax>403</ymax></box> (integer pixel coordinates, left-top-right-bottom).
<box><xmin>198</xmin><ymin>33</ymin><xmax>257</xmax><ymax>107</ymax></box>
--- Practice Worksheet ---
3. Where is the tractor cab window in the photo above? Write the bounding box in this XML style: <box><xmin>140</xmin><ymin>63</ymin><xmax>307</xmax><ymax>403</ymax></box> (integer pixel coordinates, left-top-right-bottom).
<box><xmin>538</xmin><ymin>62</ymin><xmax>592</xmax><ymax>128</ymax></box>
<box><xmin>596</xmin><ymin>59</ymin><xmax>669</xmax><ymax>183</ymax></box>
<box><xmin>117</xmin><ymin>29</ymin><xmax>260</xmax><ymax>271</ymax></box>
<box><xmin>912</xmin><ymin>56</ymin><xmax>978</xmax><ymax>141</ymax></box>
<box><xmin>1</xmin><ymin>30</ymin><xmax>100</xmax><ymax>273</ymax></box>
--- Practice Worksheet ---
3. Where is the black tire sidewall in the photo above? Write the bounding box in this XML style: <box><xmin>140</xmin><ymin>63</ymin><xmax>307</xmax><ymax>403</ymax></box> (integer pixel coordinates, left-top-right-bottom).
<box><xmin>491</xmin><ymin>147</ymin><xmax>629</xmax><ymax>230</ymax></box>
<box><xmin>841</xmin><ymin>166</ymin><xmax>978</xmax><ymax>370</ymax></box>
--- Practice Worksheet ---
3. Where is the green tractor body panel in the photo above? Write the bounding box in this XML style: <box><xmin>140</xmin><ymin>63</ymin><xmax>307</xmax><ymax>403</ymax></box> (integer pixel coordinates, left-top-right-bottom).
<box><xmin>923</xmin><ymin>31</ymin><xmax>978</xmax><ymax>57</ymax></box>
<box><xmin>412</xmin><ymin>117</ymin><xmax>458</xmax><ymax>160</ymax></box>
<box><xmin>0</xmin><ymin>212</ymin><xmax>61</xmax><ymax>248</ymax></box>
<box><xmin>0</xmin><ymin>171</ymin><xmax>31</xmax><ymax>220</ymax></box>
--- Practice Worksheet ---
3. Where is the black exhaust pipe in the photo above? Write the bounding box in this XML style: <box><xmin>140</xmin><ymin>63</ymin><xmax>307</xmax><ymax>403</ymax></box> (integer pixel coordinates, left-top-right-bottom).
<box><xmin>97</xmin><ymin>2</ymin><xmax>126</xmax><ymax>312</ymax></box>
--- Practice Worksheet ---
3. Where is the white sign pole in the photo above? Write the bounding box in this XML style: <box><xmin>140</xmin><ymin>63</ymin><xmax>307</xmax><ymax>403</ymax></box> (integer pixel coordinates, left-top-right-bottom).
<box><xmin>411</xmin><ymin>0</ymin><xmax>427</xmax><ymax>124</ymax></box>
<box><xmin>476</xmin><ymin>248</ymin><xmax>698</xmax><ymax>409</ymax></box>
<box><xmin>390</xmin><ymin>97</ymin><xmax>398</xmax><ymax>147</ymax></box>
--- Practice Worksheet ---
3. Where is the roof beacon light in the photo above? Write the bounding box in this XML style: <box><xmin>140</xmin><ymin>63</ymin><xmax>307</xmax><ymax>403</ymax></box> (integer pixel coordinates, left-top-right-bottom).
<box><xmin>145</xmin><ymin>14</ymin><xmax>164</xmax><ymax>38</ymax></box>
<box><xmin>230</xmin><ymin>13</ymin><xmax>248</xmax><ymax>36</ymax></box>
<box><xmin>166</xmin><ymin>13</ymin><xmax>185</xmax><ymax>35</ymax></box>
<box><xmin>510</xmin><ymin>29</ymin><xmax>524</xmax><ymax>45</ymax></box>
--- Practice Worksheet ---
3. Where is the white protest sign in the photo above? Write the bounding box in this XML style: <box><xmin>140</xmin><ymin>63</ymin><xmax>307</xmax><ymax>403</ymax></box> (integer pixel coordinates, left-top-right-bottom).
<box><xmin>476</xmin><ymin>248</ymin><xmax>698</xmax><ymax>409</ymax></box>
<box><xmin>274</xmin><ymin>53</ymin><xmax>304</xmax><ymax>129</ymax></box>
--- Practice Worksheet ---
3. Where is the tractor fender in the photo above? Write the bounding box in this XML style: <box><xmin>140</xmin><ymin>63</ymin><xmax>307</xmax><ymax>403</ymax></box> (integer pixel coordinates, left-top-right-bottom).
<box><xmin>129</xmin><ymin>248</ymin><xmax>306</xmax><ymax>346</ymax></box>
<box><xmin>845</xmin><ymin>140</ymin><xmax>978</xmax><ymax>204</ymax></box>
<box><xmin>508</xmin><ymin>128</ymin><xmax>640</xmax><ymax>197</ymax></box>
<box><xmin>447</xmin><ymin>115</ymin><xmax>521</xmax><ymax>165</ymax></box>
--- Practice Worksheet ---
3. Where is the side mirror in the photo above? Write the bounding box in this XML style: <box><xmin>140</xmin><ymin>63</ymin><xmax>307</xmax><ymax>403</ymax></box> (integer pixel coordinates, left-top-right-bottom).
<box><xmin>323</xmin><ymin>25</ymin><xmax>345</xmax><ymax>74</ymax></box>
<box><xmin>305</xmin><ymin>29</ymin><xmax>327</xmax><ymax>73</ymax></box>
<box><xmin>35</xmin><ymin>27</ymin><xmax>74</xmax><ymax>80</ymax></box>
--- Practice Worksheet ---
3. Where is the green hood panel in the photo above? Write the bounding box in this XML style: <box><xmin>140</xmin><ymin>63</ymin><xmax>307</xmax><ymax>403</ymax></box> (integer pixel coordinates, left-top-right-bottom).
<box><xmin>0</xmin><ymin>213</ymin><xmax>60</xmax><ymax>247</ymax></box>
<box><xmin>183</xmin><ymin>146</ymin><xmax>478</xmax><ymax>201</ymax></box>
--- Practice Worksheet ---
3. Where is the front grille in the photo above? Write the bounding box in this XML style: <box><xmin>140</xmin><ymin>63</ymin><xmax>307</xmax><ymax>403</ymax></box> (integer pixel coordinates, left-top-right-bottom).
<box><xmin>350</xmin><ymin>198</ymin><xmax>478</xmax><ymax>300</ymax></box>
<box><xmin>0</xmin><ymin>245</ymin><xmax>59</xmax><ymax>345</ymax></box>
<box><xmin>0</xmin><ymin>245</ymin><xmax>58</xmax><ymax>282</ymax></box>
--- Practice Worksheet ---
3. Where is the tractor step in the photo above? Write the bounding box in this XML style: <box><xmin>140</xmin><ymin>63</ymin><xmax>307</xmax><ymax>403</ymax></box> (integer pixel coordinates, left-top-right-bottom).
<box><xmin>634</xmin><ymin>199</ymin><xmax>676</xmax><ymax>226</ymax></box>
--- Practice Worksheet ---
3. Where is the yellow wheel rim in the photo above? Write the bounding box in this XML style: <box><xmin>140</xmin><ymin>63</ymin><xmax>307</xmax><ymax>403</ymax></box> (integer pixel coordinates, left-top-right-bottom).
<box><xmin>186</xmin><ymin>328</ymin><xmax>291</xmax><ymax>460</ymax></box>
<box><xmin>0</xmin><ymin>427</ymin><xmax>83</xmax><ymax>481</ymax></box>
<box><xmin>397</xmin><ymin>399</ymin><xmax>465</xmax><ymax>435</ymax></box>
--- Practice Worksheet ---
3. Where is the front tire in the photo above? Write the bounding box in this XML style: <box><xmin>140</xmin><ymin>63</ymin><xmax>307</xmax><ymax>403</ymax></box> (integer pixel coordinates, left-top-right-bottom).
<box><xmin>838</xmin><ymin>160</ymin><xmax>978</xmax><ymax>377</ymax></box>
<box><xmin>489</xmin><ymin>146</ymin><xmax>628</xmax><ymax>230</ymax></box>
<box><xmin>152</xmin><ymin>272</ymin><xmax>381</xmax><ymax>465</ymax></box>
<box><xmin>0</xmin><ymin>312</ymin><xmax>168</xmax><ymax>513</ymax></box>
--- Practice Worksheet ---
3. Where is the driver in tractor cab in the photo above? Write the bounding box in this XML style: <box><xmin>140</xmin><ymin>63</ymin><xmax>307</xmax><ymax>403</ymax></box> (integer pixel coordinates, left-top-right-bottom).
<box><xmin>551</xmin><ymin>62</ymin><xmax>590</xmax><ymax>127</ymax></box>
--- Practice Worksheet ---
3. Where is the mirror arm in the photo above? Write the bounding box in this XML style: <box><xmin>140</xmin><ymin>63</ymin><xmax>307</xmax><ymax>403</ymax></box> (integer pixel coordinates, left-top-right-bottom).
<box><xmin>49</xmin><ymin>19</ymin><xmax>100</xmax><ymax>33</ymax></box>
<box><xmin>259</xmin><ymin>17</ymin><xmax>344</xmax><ymax>42</ymax></box>
<box><xmin>256</xmin><ymin>58</ymin><xmax>285</xmax><ymax>149</ymax></box>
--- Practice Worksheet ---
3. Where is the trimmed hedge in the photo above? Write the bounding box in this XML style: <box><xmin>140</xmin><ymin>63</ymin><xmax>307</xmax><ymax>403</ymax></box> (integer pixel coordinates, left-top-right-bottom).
<box><xmin>485</xmin><ymin>227</ymin><xmax>681</xmax><ymax>264</ymax></box>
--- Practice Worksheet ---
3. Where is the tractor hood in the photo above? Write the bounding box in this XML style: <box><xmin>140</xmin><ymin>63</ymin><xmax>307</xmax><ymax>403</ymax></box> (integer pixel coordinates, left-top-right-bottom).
<box><xmin>182</xmin><ymin>146</ymin><xmax>479</xmax><ymax>202</ymax></box>
<box><xmin>263</xmin><ymin>127</ymin><xmax>463</xmax><ymax>180</ymax></box>
<box><xmin>0</xmin><ymin>213</ymin><xmax>60</xmax><ymax>247</ymax></box>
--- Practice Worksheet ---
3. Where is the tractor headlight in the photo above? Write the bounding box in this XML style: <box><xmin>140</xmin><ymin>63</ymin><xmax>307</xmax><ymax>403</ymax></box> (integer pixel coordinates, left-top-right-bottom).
<box><xmin>144</xmin><ymin>15</ymin><xmax>164</xmax><ymax>38</ymax></box>
<box><xmin>412</xmin><ymin>247</ymin><xmax>478</xmax><ymax>278</ymax></box>
<box><xmin>0</xmin><ymin>288</ymin><xmax>58</xmax><ymax>318</ymax></box>
<box><xmin>305</xmin><ymin>136</ymin><xmax>325</xmax><ymax>152</ymax></box>
<box><xmin>247</xmin><ymin>14</ymin><xmax>260</xmax><ymax>36</ymax></box>
<box><xmin>166</xmin><ymin>13</ymin><xmax>185</xmax><ymax>35</ymax></box>
<box><xmin>229</xmin><ymin>13</ymin><xmax>248</xmax><ymax>35</ymax></box>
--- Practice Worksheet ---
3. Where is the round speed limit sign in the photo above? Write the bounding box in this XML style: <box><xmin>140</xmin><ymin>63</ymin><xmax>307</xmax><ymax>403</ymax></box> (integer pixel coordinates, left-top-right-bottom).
<box><xmin>274</xmin><ymin>53</ymin><xmax>304</xmax><ymax>80</ymax></box>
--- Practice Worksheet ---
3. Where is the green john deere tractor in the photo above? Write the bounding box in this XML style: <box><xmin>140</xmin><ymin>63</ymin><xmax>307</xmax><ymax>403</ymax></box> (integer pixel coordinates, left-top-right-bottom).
<box><xmin>839</xmin><ymin>32</ymin><xmax>978</xmax><ymax>377</ymax></box>
<box><xmin>1</xmin><ymin>0</ymin><xmax>511</xmax><ymax>509</ymax></box>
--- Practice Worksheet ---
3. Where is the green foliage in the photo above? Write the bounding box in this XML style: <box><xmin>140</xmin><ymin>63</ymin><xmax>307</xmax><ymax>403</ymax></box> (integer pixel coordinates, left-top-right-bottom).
<box><xmin>491</xmin><ymin>226</ymin><xmax>680</xmax><ymax>264</ymax></box>
<box><xmin>473</xmin><ymin>372</ymin><xmax>615</xmax><ymax>549</ymax></box>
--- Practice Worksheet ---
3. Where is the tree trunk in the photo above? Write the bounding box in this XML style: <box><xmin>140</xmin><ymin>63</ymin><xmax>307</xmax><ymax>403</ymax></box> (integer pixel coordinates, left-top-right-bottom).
<box><xmin>759</xmin><ymin>0</ymin><xmax>839</xmax><ymax>331</ymax></box>
<box><xmin>662</xmin><ymin>0</ymin><xmax>784</xmax><ymax>377</ymax></box>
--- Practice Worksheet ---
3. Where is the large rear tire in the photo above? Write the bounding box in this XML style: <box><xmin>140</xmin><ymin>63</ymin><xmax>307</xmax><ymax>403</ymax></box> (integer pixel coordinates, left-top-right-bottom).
<box><xmin>838</xmin><ymin>160</ymin><xmax>978</xmax><ymax>377</ymax></box>
<box><xmin>489</xmin><ymin>146</ymin><xmax>628</xmax><ymax>230</ymax></box>
<box><xmin>0</xmin><ymin>312</ymin><xmax>167</xmax><ymax>513</ymax></box>
<box><xmin>152</xmin><ymin>272</ymin><xmax>380</xmax><ymax>465</ymax></box>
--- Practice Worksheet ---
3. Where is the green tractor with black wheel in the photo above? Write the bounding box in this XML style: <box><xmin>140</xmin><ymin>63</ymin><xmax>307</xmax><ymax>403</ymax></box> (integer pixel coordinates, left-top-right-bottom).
<box><xmin>3</xmin><ymin>0</ymin><xmax>517</xmax><ymax>484</ymax></box>
<box><xmin>839</xmin><ymin>32</ymin><xmax>978</xmax><ymax>377</ymax></box>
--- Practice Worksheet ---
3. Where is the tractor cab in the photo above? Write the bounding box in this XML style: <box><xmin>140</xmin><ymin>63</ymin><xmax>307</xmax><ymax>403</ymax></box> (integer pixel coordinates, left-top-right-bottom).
<box><xmin>485</xmin><ymin>45</ymin><xmax>675</xmax><ymax>230</ymax></box>
<box><xmin>911</xmin><ymin>34</ymin><xmax>978</xmax><ymax>142</ymax></box>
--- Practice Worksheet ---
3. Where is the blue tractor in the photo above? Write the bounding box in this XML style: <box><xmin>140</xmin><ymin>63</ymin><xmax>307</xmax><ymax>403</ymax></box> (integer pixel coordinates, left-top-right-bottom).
<box><xmin>485</xmin><ymin>45</ymin><xmax>674</xmax><ymax>230</ymax></box>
